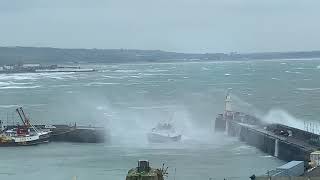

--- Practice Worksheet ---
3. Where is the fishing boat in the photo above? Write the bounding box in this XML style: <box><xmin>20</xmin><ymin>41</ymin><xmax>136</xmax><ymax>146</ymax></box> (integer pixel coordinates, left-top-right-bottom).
<box><xmin>147</xmin><ymin>122</ymin><xmax>181</xmax><ymax>143</ymax></box>
<box><xmin>0</xmin><ymin>107</ymin><xmax>50</xmax><ymax>146</ymax></box>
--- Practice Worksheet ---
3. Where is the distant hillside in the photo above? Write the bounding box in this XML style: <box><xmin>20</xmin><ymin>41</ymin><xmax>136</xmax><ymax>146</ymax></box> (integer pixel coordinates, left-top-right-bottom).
<box><xmin>0</xmin><ymin>46</ymin><xmax>320</xmax><ymax>65</ymax></box>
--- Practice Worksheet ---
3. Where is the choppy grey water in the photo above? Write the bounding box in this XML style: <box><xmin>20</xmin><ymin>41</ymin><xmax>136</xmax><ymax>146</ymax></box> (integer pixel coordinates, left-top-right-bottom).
<box><xmin>0</xmin><ymin>59</ymin><xmax>320</xmax><ymax>180</ymax></box>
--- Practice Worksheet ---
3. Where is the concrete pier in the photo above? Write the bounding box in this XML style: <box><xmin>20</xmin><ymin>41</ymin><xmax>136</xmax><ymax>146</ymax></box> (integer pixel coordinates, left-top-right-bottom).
<box><xmin>218</xmin><ymin>117</ymin><xmax>317</xmax><ymax>162</ymax></box>
<box><xmin>5</xmin><ymin>124</ymin><xmax>108</xmax><ymax>143</ymax></box>
<box><xmin>215</xmin><ymin>91</ymin><xmax>319</xmax><ymax>162</ymax></box>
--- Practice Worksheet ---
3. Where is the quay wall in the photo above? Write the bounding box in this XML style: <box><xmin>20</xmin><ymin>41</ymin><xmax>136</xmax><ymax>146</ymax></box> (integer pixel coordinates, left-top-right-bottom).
<box><xmin>227</xmin><ymin>121</ymin><xmax>311</xmax><ymax>162</ymax></box>
<box><xmin>255</xmin><ymin>177</ymin><xmax>320</xmax><ymax>180</ymax></box>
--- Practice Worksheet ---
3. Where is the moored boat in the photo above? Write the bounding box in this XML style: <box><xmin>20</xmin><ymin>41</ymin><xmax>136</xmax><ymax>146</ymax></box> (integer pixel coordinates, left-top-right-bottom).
<box><xmin>0</xmin><ymin>107</ymin><xmax>50</xmax><ymax>146</ymax></box>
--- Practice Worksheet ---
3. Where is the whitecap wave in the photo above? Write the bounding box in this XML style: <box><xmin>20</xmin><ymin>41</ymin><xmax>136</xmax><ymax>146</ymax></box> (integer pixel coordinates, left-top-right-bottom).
<box><xmin>0</xmin><ymin>72</ymin><xmax>75</xmax><ymax>81</ymax></box>
<box><xmin>285</xmin><ymin>70</ymin><xmax>303</xmax><ymax>74</ymax></box>
<box><xmin>297</xmin><ymin>87</ymin><xmax>320</xmax><ymax>91</ymax></box>
<box><xmin>114</xmin><ymin>69</ymin><xmax>138</xmax><ymax>73</ymax></box>
<box><xmin>0</xmin><ymin>74</ymin><xmax>39</xmax><ymax>81</ymax></box>
<box><xmin>141</xmin><ymin>73</ymin><xmax>182</xmax><ymax>76</ymax></box>
<box><xmin>0</xmin><ymin>104</ymin><xmax>18</xmax><ymax>108</ymax></box>
<box><xmin>103</xmin><ymin>75</ymin><xmax>126</xmax><ymax>79</ymax></box>
<box><xmin>0</xmin><ymin>81</ymin><xmax>33</xmax><ymax>86</ymax></box>
<box><xmin>295</xmin><ymin>67</ymin><xmax>313</xmax><ymax>70</ymax></box>
<box><xmin>86</xmin><ymin>82</ymin><xmax>120</xmax><ymax>86</ymax></box>
<box><xmin>0</xmin><ymin>85</ymin><xmax>41</xmax><ymax>89</ymax></box>
<box><xmin>144</xmin><ymin>69</ymin><xmax>169</xmax><ymax>73</ymax></box>
<box><xmin>51</xmin><ymin>84</ymin><xmax>72</xmax><ymax>87</ymax></box>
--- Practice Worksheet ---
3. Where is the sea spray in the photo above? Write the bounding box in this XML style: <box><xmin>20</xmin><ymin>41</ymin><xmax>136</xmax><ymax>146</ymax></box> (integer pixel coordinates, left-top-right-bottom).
<box><xmin>260</xmin><ymin>109</ymin><xmax>320</xmax><ymax>134</ymax></box>
<box><xmin>261</xmin><ymin>109</ymin><xmax>304</xmax><ymax>128</ymax></box>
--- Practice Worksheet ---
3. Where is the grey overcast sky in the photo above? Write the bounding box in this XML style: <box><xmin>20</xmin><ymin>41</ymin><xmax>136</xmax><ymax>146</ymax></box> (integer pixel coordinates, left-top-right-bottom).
<box><xmin>0</xmin><ymin>0</ymin><xmax>319</xmax><ymax>53</ymax></box>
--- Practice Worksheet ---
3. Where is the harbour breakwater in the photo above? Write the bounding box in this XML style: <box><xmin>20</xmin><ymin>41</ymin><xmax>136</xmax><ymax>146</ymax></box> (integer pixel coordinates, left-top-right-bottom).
<box><xmin>215</xmin><ymin>91</ymin><xmax>319</xmax><ymax>163</ymax></box>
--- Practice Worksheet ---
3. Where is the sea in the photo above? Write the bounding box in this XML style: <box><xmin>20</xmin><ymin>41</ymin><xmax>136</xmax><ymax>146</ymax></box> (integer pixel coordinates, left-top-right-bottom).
<box><xmin>0</xmin><ymin>59</ymin><xmax>320</xmax><ymax>180</ymax></box>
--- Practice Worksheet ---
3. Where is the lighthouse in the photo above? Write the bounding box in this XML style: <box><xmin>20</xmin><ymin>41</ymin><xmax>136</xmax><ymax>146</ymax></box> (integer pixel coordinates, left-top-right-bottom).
<box><xmin>224</xmin><ymin>88</ymin><xmax>233</xmax><ymax>119</ymax></box>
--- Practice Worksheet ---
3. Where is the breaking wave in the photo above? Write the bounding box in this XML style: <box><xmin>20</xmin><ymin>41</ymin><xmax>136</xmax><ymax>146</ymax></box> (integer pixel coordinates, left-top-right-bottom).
<box><xmin>261</xmin><ymin>109</ymin><xmax>305</xmax><ymax>132</ymax></box>
<box><xmin>86</xmin><ymin>82</ymin><xmax>120</xmax><ymax>86</ymax></box>
<box><xmin>0</xmin><ymin>81</ymin><xmax>33</xmax><ymax>86</ymax></box>
<box><xmin>297</xmin><ymin>87</ymin><xmax>320</xmax><ymax>91</ymax></box>
<box><xmin>144</xmin><ymin>69</ymin><xmax>169</xmax><ymax>73</ymax></box>
<box><xmin>0</xmin><ymin>72</ymin><xmax>76</xmax><ymax>81</ymax></box>
<box><xmin>114</xmin><ymin>69</ymin><xmax>138</xmax><ymax>73</ymax></box>
<box><xmin>0</xmin><ymin>104</ymin><xmax>19</xmax><ymax>108</ymax></box>
<box><xmin>0</xmin><ymin>85</ymin><xmax>41</xmax><ymax>89</ymax></box>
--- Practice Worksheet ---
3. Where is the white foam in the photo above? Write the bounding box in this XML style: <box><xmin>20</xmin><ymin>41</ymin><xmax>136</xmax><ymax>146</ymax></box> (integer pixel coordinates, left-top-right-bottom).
<box><xmin>295</xmin><ymin>67</ymin><xmax>313</xmax><ymax>70</ymax></box>
<box><xmin>130</xmin><ymin>75</ymin><xmax>141</xmax><ymax>78</ymax></box>
<box><xmin>0</xmin><ymin>72</ymin><xmax>75</xmax><ymax>81</ymax></box>
<box><xmin>144</xmin><ymin>69</ymin><xmax>169</xmax><ymax>73</ymax></box>
<box><xmin>86</xmin><ymin>82</ymin><xmax>120</xmax><ymax>86</ymax></box>
<box><xmin>297</xmin><ymin>87</ymin><xmax>320</xmax><ymax>91</ymax></box>
<box><xmin>0</xmin><ymin>74</ymin><xmax>39</xmax><ymax>81</ymax></box>
<box><xmin>261</xmin><ymin>155</ymin><xmax>273</xmax><ymax>158</ymax></box>
<box><xmin>103</xmin><ymin>75</ymin><xmax>126</xmax><ymax>79</ymax></box>
<box><xmin>224</xmin><ymin>73</ymin><xmax>231</xmax><ymax>76</ymax></box>
<box><xmin>232</xmin><ymin>145</ymin><xmax>255</xmax><ymax>154</ymax></box>
<box><xmin>51</xmin><ymin>84</ymin><xmax>72</xmax><ymax>87</ymax></box>
<box><xmin>285</xmin><ymin>70</ymin><xmax>303</xmax><ymax>74</ymax></box>
<box><xmin>0</xmin><ymin>85</ymin><xmax>41</xmax><ymax>89</ymax></box>
<box><xmin>0</xmin><ymin>81</ymin><xmax>33</xmax><ymax>87</ymax></box>
<box><xmin>261</xmin><ymin>109</ymin><xmax>306</xmax><ymax>132</ymax></box>
<box><xmin>0</xmin><ymin>104</ymin><xmax>18</xmax><ymax>108</ymax></box>
<box><xmin>141</xmin><ymin>73</ymin><xmax>182</xmax><ymax>76</ymax></box>
<box><xmin>317</xmin><ymin>65</ymin><xmax>320</xmax><ymax>69</ymax></box>
<box><xmin>0</xmin><ymin>82</ymin><xmax>10</xmax><ymax>86</ymax></box>
<box><xmin>114</xmin><ymin>69</ymin><xmax>138</xmax><ymax>73</ymax></box>
<box><xmin>201</xmin><ymin>67</ymin><xmax>210</xmax><ymax>71</ymax></box>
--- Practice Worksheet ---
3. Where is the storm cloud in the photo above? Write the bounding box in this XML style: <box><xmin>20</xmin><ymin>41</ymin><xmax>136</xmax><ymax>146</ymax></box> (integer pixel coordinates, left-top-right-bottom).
<box><xmin>0</xmin><ymin>0</ymin><xmax>319</xmax><ymax>53</ymax></box>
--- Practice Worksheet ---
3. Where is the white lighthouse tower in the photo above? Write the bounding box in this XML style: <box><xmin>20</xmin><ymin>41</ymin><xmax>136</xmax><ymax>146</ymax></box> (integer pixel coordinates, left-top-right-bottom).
<box><xmin>224</xmin><ymin>88</ymin><xmax>234</xmax><ymax>134</ymax></box>
<box><xmin>224</xmin><ymin>88</ymin><xmax>233</xmax><ymax>119</ymax></box>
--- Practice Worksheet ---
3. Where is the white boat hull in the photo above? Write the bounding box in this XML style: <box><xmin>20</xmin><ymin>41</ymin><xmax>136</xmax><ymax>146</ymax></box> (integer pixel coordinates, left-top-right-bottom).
<box><xmin>147</xmin><ymin>133</ymin><xmax>181</xmax><ymax>143</ymax></box>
